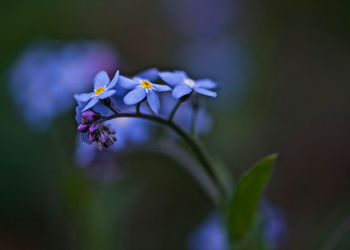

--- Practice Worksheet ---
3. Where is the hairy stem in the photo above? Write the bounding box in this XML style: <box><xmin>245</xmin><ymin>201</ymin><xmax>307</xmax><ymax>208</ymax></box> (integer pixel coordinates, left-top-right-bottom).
<box><xmin>101</xmin><ymin>112</ymin><xmax>226</xmax><ymax>206</ymax></box>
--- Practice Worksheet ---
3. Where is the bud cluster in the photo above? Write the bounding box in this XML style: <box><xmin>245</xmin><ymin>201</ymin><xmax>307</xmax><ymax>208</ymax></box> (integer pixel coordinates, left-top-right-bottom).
<box><xmin>77</xmin><ymin>110</ymin><xmax>116</xmax><ymax>150</ymax></box>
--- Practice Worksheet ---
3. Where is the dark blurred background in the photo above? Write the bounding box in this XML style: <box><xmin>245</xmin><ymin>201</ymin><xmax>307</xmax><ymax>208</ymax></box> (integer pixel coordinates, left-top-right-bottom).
<box><xmin>1</xmin><ymin>0</ymin><xmax>350</xmax><ymax>249</ymax></box>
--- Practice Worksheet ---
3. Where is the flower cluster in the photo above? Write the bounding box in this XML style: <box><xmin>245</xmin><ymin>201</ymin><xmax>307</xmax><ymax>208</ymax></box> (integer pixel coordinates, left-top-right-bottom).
<box><xmin>8</xmin><ymin>39</ymin><xmax>119</xmax><ymax>130</ymax></box>
<box><xmin>77</xmin><ymin>110</ymin><xmax>116</xmax><ymax>150</ymax></box>
<box><xmin>188</xmin><ymin>203</ymin><xmax>287</xmax><ymax>250</ymax></box>
<box><xmin>74</xmin><ymin>68</ymin><xmax>218</xmax><ymax>150</ymax></box>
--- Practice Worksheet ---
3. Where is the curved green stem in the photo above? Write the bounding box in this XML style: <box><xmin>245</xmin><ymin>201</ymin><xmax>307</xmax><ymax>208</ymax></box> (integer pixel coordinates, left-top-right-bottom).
<box><xmin>101</xmin><ymin>112</ymin><xmax>227</xmax><ymax>207</ymax></box>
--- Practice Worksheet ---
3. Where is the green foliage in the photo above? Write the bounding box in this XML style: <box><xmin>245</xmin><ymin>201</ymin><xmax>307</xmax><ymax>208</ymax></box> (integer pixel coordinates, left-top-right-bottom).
<box><xmin>226</xmin><ymin>154</ymin><xmax>277</xmax><ymax>244</ymax></box>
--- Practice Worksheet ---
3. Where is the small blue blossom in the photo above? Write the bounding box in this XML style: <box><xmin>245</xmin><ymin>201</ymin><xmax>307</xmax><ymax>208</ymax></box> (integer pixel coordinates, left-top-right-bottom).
<box><xmin>74</xmin><ymin>70</ymin><xmax>119</xmax><ymax>111</ymax></box>
<box><xmin>109</xmin><ymin>118</ymin><xmax>151</xmax><ymax>150</ymax></box>
<box><xmin>119</xmin><ymin>68</ymin><xmax>171</xmax><ymax>115</ymax></box>
<box><xmin>7</xmin><ymin>39</ymin><xmax>119</xmax><ymax>130</ymax></box>
<box><xmin>188</xmin><ymin>204</ymin><xmax>287</xmax><ymax>250</ymax></box>
<box><xmin>159</xmin><ymin>70</ymin><xmax>217</xmax><ymax>99</ymax></box>
<box><xmin>187</xmin><ymin>212</ymin><xmax>229</xmax><ymax>250</ymax></box>
<box><xmin>74</xmin><ymin>138</ymin><xmax>121</xmax><ymax>182</ymax></box>
<box><xmin>261</xmin><ymin>201</ymin><xmax>287</xmax><ymax>249</ymax></box>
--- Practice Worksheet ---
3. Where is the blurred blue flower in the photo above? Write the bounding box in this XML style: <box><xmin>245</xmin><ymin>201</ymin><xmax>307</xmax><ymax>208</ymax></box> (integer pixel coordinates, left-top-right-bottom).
<box><xmin>109</xmin><ymin>117</ymin><xmax>151</xmax><ymax>150</ymax></box>
<box><xmin>261</xmin><ymin>201</ymin><xmax>287</xmax><ymax>249</ymax></box>
<box><xmin>75</xmin><ymin>138</ymin><xmax>122</xmax><ymax>182</ymax></box>
<box><xmin>188</xmin><ymin>204</ymin><xmax>287</xmax><ymax>250</ymax></box>
<box><xmin>159</xmin><ymin>71</ymin><xmax>217</xmax><ymax>99</ymax></box>
<box><xmin>187</xmin><ymin>212</ymin><xmax>229</xmax><ymax>250</ymax></box>
<box><xmin>74</xmin><ymin>70</ymin><xmax>119</xmax><ymax>111</ymax></box>
<box><xmin>120</xmin><ymin>68</ymin><xmax>171</xmax><ymax>114</ymax></box>
<box><xmin>175</xmin><ymin>38</ymin><xmax>252</xmax><ymax>107</ymax></box>
<box><xmin>8</xmin><ymin>39</ymin><xmax>119</xmax><ymax>130</ymax></box>
<box><xmin>160</xmin><ymin>93</ymin><xmax>213</xmax><ymax>134</ymax></box>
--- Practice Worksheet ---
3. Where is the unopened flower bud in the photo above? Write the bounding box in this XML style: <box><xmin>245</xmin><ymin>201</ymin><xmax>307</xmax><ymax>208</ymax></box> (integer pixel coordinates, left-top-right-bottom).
<box><xmin>77</xmin><ymin>123</ymin><xmax>89</xmax><ymax>132</ymax></box>
<box><xmin>88</xmin><ymin>133</ymin><xmax>96</xmax><ymax>142</ymax></box>
<box><xmin>89</xmin><ymin>123</ymin><xmax>99</xmax><ymax>133</ymax></box>
<box><xmin>82</xmin><ymin>110</ymin><xmax>101</xmax><ymax>122</ymax></box>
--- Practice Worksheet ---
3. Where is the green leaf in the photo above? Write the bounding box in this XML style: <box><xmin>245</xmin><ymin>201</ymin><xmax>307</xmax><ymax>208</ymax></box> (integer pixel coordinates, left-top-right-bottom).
<box><xmin>227</xmin><ymin>154</ymin><xmax>277</xmax><ymax>242</ymax></box>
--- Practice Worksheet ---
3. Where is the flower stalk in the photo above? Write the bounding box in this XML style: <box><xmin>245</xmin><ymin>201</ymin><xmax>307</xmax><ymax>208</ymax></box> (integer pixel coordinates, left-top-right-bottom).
<box><xmin>100</xmin><ymin>107</ymin><xmax>227</xmax><ymax>207</ymax></box>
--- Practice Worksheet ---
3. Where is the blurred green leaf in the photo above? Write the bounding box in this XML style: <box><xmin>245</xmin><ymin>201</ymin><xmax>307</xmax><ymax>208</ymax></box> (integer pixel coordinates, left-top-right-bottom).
<box><xmin>227</xmin><ymin>154</ymin><xmax>277</xmax><ymax>242</ymax></box>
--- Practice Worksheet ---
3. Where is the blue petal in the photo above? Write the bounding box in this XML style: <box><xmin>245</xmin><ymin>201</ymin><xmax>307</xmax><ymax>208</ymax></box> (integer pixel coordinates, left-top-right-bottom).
<box><xmin>107</xmin><ymin>70</ymin><xmax>119</xmax><ymax>89</ymax></box>
<box><xmin>75</xmin><ymin>105</ymin><xmax>82</xmax><ymax>123</ymax></box>
<box><xmin>124</xmin><ymin>87</ymin><xmax>146</xmax><ymax>105</ymax></box>
<box><xmin>152</xmin><ymin>83</ymin><xmax>171</xmax><ymax>92</ymax></box>
<box><xmin>159</xmin><ymin>71</ymin><xmax>187</xmax><ymax>86</ymax></box>
<box><xmin>93</xmin><ymin>102</ymin><xmax>113</xmax><ymax>116</ymax></box>
<box><xmin>119</xmin><ymin>75</ymin><xmax>139</xmax><ymax>89</ymax></box>
<box><xmin>98</xmin><ymin>89</ymin><xmax>116</xmax><ymax>99</ymax></box>
<box><xmin>94</xmin><ymin>71</ymin><xmax>110</xmax><ymax>89</ymax></box>
<box><xmin>147</xmin><ymin>90</ymin><xmax>160</xmax><ymax>114</ymax></box>
<box><xmin>135</xmin><ymin>68</ymin><xmax>159</xmax><ymax>81</ymax></box>
<box><xmin>81</xmin><ymin>132</ymin><xmax>91</xmax><ymax>144</ymax></box>
<box><xmin>195</xmin><ymin>79</ymin><xmax>217</xmax><ymax>89</ymax></box>
<box><xmin>74</xmin><ymin>92</ymin><xmax>93</xmax><ymax>102</ymax></box>
<box><xmin>172</xmin><ymin>84</ymin><xmax>193</xmax><ymax>99</ymax></box>
<box><xmin>82</xmin><ymin>96</ymin><xmax>99</xmax><ymax>111</ymax></box>
<box><xmin>194</xmin><ymin>87</ymin><xmax>217</xmax><ymax>97</ymax></box>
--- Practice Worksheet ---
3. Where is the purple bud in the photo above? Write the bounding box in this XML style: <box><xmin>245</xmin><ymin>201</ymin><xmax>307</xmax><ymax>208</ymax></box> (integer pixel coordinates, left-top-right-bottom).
<box><xmin>89</xmin><ymin>123</ymin><xmax>99</xmax><ymax>133</ymax></box>
<box><xmin>106</xmin><ymin>138</ymin><xmax>114</xmax><ymax>147</ymax></box>
<box><xmin>88</xmin><ymin>133</ymin><xmax>96</xmax><ymax>142</ymax></box>
<box><xmin>99</xmin><ymin>132</ymin><xmax>107</xmax><ymax>143</ymax></box>
<box><xmin>77</xmin><ymin>123</ymin><xmax>89</xmax><ymax>132</ymax></box>
<box><xmin>82</xmin><ymin>110</ymin><xmax>100</xmax><ymax>122</ymax></box>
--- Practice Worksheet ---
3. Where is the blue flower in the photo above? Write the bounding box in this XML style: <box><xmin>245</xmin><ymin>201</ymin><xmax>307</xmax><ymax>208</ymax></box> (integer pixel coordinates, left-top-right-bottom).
<box><xmin>188</xmin><ymin>204</ymin><xmax>287</xmax><ymax>250</ymax></box>
<box><xmin>261</xmin><ymin>201</ymin><xmax>287</xmax><ymax>249</ymax></box>
<box><xmin>119</xmin><ymin>68</ymin><xmax>171</xmax><ymax>114</ymax></box>
<box><xmin>7</xmin><ymin>40</ymin><xmax>119</xmax><ymax>131</ymax></box>
<box><xmin>74</xmin><ymin>70</ymin><xmax>119</xmax><ymax>111</ymax></box>
<box><xmin>187</xmin><ymin>212</ymin><xmax>229</xmax><ymax>250</ymax></box>
<box><xmin>159</xmin><ymin>70</ymin><xmax>217</xmax><ymax>99</ymax></box>
<box><xmin>109</xmin><ymin>117</ymin><xmax>151</xmax><ymax>150</ymax></box>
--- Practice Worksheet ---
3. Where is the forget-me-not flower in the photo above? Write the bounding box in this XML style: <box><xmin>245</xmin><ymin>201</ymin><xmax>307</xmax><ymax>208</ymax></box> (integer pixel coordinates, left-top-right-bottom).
<box><xmin>7</xmin><ymin>40</ymin><xmax>119</xmax><ymax>130</ymax></box>
<box><xmin>187</xmin><ymin>212</ymin><xmax>229</xmax><ymax>250</ymax></box>
<box><xmin>119</xmin><ymin>68</ymin><xmax>171</xmax><ymax>114</ymax></box>
<box><xmin>159</xmin><ymin>70</ymin><xmax>217</xmax><ymax>99</ymax></box>
<box><xmin>261</xmin><ymin>201</ymin><xmax>287</xmax><ymax>249</ymax></box>
<box><xmin>188</xmin><ymin>204</ymin><xmax>287</xmax><ymax>250</ymax></box>
<box><xmin>75</xmin><ymin>70</ymin><xmax>119</xmax><ymax>111</ymax></box>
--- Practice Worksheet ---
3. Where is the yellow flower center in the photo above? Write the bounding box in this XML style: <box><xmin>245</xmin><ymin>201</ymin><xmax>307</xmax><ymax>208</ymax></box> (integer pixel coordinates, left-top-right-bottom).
<box><xmin>95</xmin><ymin>87</ymin><xmax>105</xmax><ymax>95</ymax></box>
<box><xmin>141</xmin><ymin>80</ymin><xmax>152</xmax><ymax>89</ymax></box>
